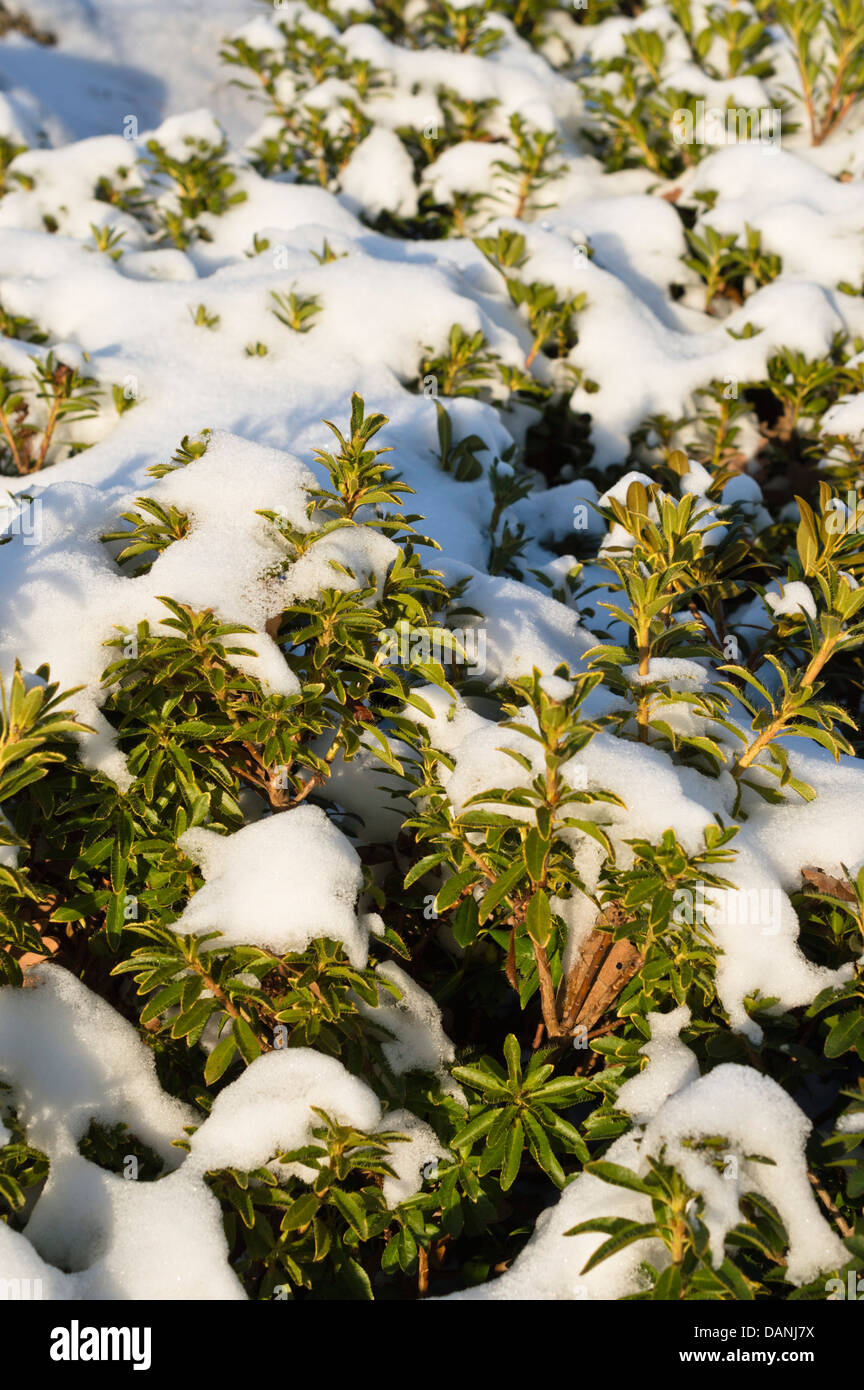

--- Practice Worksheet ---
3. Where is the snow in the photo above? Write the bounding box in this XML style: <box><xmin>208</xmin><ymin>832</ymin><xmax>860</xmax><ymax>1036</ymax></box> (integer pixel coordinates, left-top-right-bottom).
<box><xmin>358</xmin><ymin>961</ymin><xmax>456</xmax><ymax>1076</ymax></box>
<box><xmin>0</xmin><ymin>0</ymin><xmax>861</xmax><ymax>1305</ymax></box>
<box><xmin>341</xmin><ymin>128</ymin><xmax>419</xmax><ymax>221</ymax></box>
<box><xmin>0</xmin><ymin>432</ymin><xmax>322</xmax><ymax>784</ymax></box>
<box><xmin>438</xmin><ymin>560</ymin><xmax>595</xmax><ymax>682</ymax></box>
<box><xmin>0</xmin><ymin>965</ymin><xmax>239</xmax><ymax>1299</ymax></box>
<box><xmin>765</xmin><ymin>581</ymin><xmax>818</xmax><ymax>621</ymax></box>
<box><xmin>176</xmin><ymin>806</ymin><xmax>368</xmax><ymax>966</ymax></box>
<box><xmin>642</xmin><ymin>1063</ymin><xmax>847</xmax><ymax>1286</ymax></box>
<box><xmin>377</xmin><ymin>1109</ymin><xmax>449</xmax><ymax>1207</ymax></box>
<box><xmin>568</xmin><ymin>273</ymin><xmax>847</xmax><ymax>468</ymax></box>
<box><xmin>615</xmin><ymin>1005</ymin><xmax>699</xmax><ymax>1123</ymax></box>
<box><xmin>0</xmin><ymin>968</ymin><xmax>434</xmax><ymax>1295</ymax></box>
<box><xmin>185</xmin><ymin>1047</ymin><xmax>381</xmax><ymax>1176</ymax></box>
<box><xmin>422</xmin><ymin>142</ymin><xmax>504</xmax><ymax>206</ymax></box>
<box><xmin>443</xmin><ymin>1128</ymin><xmax>656</xmax><ymax>1300</ymax></box>
<box><xmin>0</xmin><ymin>950</ymin><xmax>194</xmax><ymax>1165</ymax></box>
<box><xmin>429</xmin><ymin>714</ymin><xmax>854</xmax><ymax>1036</ymax></box>
<box><xmin>446</xmin><ymin>1013</ymin><xmax>845</xmax><ymax>1299</ymax></box>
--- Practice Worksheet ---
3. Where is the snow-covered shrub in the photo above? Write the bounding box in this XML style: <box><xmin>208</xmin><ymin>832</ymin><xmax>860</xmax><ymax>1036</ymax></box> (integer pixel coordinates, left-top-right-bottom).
<box><xmin>0</xmin><ymin>0</ymin><xmax>863</xmax><ymax>1302</ymax></box>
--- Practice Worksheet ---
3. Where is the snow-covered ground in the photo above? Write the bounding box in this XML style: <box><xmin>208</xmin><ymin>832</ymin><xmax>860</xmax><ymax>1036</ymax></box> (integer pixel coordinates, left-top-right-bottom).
<box><xmin>0</xmin><ymin>0</ymin><xmax>863</xmax><ymax>1302</ymax></box>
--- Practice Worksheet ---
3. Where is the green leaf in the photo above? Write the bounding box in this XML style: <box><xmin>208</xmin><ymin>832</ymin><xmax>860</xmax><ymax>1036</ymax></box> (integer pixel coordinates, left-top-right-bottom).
<box><xmin>110</xmin><ymin>838</ymin><xmax>127</xmax><ymax>893</ymax></box>
<box><xmin>570</xmin><ymin>1219</ymin><xmax>659</xmax><ymax>1273</ymax></box>
<box><xmin>435</xmin><ymin>867</ymin><xmax>479</xmax><ymax>914</ymax></box>
<box><xmin>477</xmin><ymin>861</ymin><xmax>524</xmax><ymax>923</ymax></box>
<box><xmin>523</xmin><ymin>1110</ymin><xmax>565</xmax><ymax>1187</ymax></box>
<box><xmin>0</xmin><ymin>1173</ymin><xmax>24</xmax><ymax>1209</ymax></box>
<box><xmin>339</xmin><ymin>1256</ymin><xmax>374</xmax><ymax>1300</ymax></box>
<box><xmin>451</xmin><ymin>1108</ymin><xmax>498</xmax><ymax>1151</ymax></box>
<box><xmin>713</xmin><ymin>1258</ymin><xmax>755</xmax><ymax>1300</ymax></box>
<box><xmin>824</xmin><ymin>1010</ymin><xmax>864</xmax><ymax>1059</ymax></box>
<box><xmin>232</xmin><ymin>1016</ymin><xmax>262</xmax><ymax>1063</ymax></box>
<box><xmin>452</xmin><ymin>895</ymin><xmax>480</xmax><ymax>948</ymax></box>
<box><xmin>501</xmin><ymin>1119</ymin><xmax>524</xmax><ymax>1191</ymax></box>
<box><xmin>105</xmin><ymin>892</ymin><xmax>127</xmax><ymax>945</ymax></box>
<box><xmin>281</xmin><ymin>1191</ymin><xmax>321</xmax><ymax>1232</ymax></box>
<box><xmin>171</xmin><ymin>999</ymin><xmax>214</xmax><ymax>1041</ymax></box>
<box><xmin>584</xmin><ymin>1161</ymin><xmax>654</xmax><ymax>1195</ymax></box>
<box><xmin>503</xmin><ymin>1033</ymin><xmax>521</xmax><ymax>1084</ymax></box>
<box><xmin>139</xmin><ymin>980</ymin><xmax>185</xmax><ymax>1025</ymax></box>
<box><xmin>204</xmin><ymin>1033</ymin><xmax>237</xmax><ymax>1084</ymax></box>
<box><xmin>525</xmin><ymin>888</ymin><xmax>553</xmax><ymax>947</ymax></box>
<box><xmin>450</xmin><ymin>1064</ymin><xmax>510</xmax><ymax>1098</ymax></box>
<box><xmin>331</xmin><ymin>1188</ymin><xmax>369</xmax><ymax>1239</ymax></box>
<box><xmin>524</xmin><ymin>827</ymin><xmax>550</xmax><ymax>884</ymax></box>
<box><xmin>652</xmin><ymin>1265</ymin><xmax>682</xmax><ymax>1300</ymax></box>
<box><xmin>404</xmin><ymin>852</ymin><xmax>449</xmax><ymax>889</ymax></box>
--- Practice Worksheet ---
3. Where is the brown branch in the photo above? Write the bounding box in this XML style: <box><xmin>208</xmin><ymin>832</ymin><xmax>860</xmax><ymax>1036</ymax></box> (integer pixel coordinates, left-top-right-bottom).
<box><xmin>0</xmin><ymin>406</ymin><xmax>25</xmax><ymax>473</ymax></box>
<box><xmin>815</xmin><ymin>41</ymin><xmax>856</xmax><ymax>146</ymax></box>
<box><xmin>532</xmin><ymin>939</ymin><xmax>561</xmax><ymax>1038</ymax></box>
<box><xmin>808</xmin><ymin>1171</ymin><xmax>853</xmax><ymax>1239</ymax></box>
<box><xmin>34</xmin><ymin>387</ymin><xmax>63</xmax><ymax>471</ymax></box>
<box><xmin>558</xmin><ymin>927</ymin><xmax>614</xmax><ymax>1029</ymax></box>
<box><xmin>186</xmin><ymin>957</ymin><xmax>242</xmax><ymax>1021</ymax></box>
<box><xmin>505</xmin><ymin>924</ymin><xmax>518</xmax><ymax>992</ymax></box>
<box><xmin>587</xmin><ymin>1018</ymin><xmax>626</xmax><ymax>1042</ymax></box>
<box><xmin>557</xmin><ymin>905</ymin><xmax>643</xmax><ymax>1041</ymax></box>
<box><xmin>818</xmin><ymin>89</ymin><xmax>855</xmax><ymax>144</ymax></box>
<box><xmin>733</xmin><ymin>636</ymin><xmax>838</xmax><ymax>778</ymax></box>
